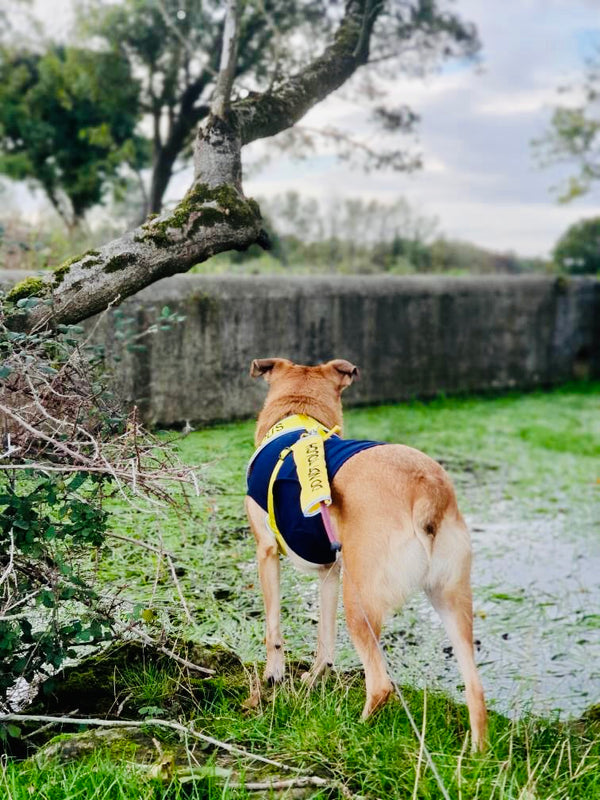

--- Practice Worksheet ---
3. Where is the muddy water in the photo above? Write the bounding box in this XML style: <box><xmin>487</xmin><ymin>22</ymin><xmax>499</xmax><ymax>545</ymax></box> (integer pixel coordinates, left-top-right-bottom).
<box><xmin>469</xmin><ymin>511</ymin><xmax>599</xmax><ymax>717</ymax></box>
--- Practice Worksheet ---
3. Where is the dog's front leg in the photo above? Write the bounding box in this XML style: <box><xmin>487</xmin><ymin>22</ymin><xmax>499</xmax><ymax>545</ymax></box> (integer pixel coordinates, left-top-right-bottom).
<box><xmin>245</xmin><ymin>496</ymin><xmax>285</xmax><ymax>683</ymax></box>
<box><xmin>302</xmin><ymin>559</ymin><xmax>341</xmax><ymax>686</ymax></box>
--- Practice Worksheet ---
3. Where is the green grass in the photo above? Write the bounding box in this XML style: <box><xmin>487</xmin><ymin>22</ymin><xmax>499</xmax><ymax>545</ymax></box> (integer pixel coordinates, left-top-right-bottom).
<box><xmin>1</xmin><ymin>753</ymin><xmax>238</xmax><ymax>800</ymax></box>
<box><xmin>5</xmin><ymin>382</ymin><xmax>600</xmax><ymax>798</ymax></box>
<box><xmin>3</xmin><ymin>675</ymin><xmax>600</xmax><ymax>798</ymax></box>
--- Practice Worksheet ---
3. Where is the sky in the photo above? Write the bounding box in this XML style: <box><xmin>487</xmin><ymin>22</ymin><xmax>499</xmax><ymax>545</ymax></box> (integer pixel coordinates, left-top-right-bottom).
<box><xmin>11</xmin><ymin>0</ymin><xmax>600</xmax><ymax>257</ymax></box>
<box><xmin>240</xmin><ymin>0</ymin><xmax>600</xmax><ymax>257</ymax></box>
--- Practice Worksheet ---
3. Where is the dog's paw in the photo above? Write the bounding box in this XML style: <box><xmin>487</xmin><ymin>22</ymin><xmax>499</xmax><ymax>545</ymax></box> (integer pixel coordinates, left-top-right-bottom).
<box><xmin>300</xmin><ymin>670</ymin><xmax>317</xmax><ymax>688</ymax></box>
<box><xmin>263</xmin><ymin>642</ymin><xmax>285</xmax><ymax>684</ymax></box>
<box><xmin>264</xmin><ymin>660</ymin><xmax>285</xmax><ymax>684</ymax></box>
<box><xmin>264</xmin><ymin>670</ymin><xmax>284</xmax><ymax>685</ymax></box>
<box><xmin>300</xmin><ymin>661</ymin><xmax>333</xmax><ymax>688</ymax></box>
<box><xmin>360</xmin><ymin>684</ymin><xmax>394</xmax><ymax>719</ymax></box>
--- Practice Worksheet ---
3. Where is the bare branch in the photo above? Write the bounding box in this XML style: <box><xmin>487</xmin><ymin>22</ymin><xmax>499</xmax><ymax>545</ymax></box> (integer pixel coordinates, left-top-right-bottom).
<box><xmin>212</xmin><ymin>0</ymin><xmax>241</xmax><ymax>119</ymax></box>
<box><xmin>0</xmin><ymin>714</ymin><xmax>303</xmax><ymax>772</ymax></box>
<box><xmin>289</xmin><ymin>124</ymin><xmax>422</xmax><ymax>172</ymax></box>
<box><xmin>133</xmin><ymin>629</ymin><xmax>215</xmax><ymax>675</ymax></box>
<box><xmin>0</xmin><ymin>531</ymin><xmax>15</xmax><ymax>590</ymax></box>
<box><xmin>232</xmin><ymin>0</ymin><xmax>382</xmax><ymax>146</ymax></box>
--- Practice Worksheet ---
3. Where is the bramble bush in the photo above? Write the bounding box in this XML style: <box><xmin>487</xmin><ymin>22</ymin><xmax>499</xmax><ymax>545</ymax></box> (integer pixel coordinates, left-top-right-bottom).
<box><xmin>0</xmin><ymin>292</ymin><xmax>193</xmax><ymax>724</ymax></box>
<box><xmin>0</xmin><ymin>469</ymin><xmax>112</xmax><ymax>700</ymax></box>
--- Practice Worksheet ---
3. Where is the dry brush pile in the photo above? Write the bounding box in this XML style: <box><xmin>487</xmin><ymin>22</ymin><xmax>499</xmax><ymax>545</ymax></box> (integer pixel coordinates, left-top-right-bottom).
<box><xmin>0</xmin><ymin>293</ymin><xmax>199</xmax><ymax>714</ymax></box>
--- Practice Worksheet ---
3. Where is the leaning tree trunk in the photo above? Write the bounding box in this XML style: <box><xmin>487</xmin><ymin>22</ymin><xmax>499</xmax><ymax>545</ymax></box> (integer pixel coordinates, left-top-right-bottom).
<box><xmin>147</xmin><ymin>148</ymin><xmax>175</xmax><ymax>217</ymax></box>
<box><xmin>6</xmin><ymin>0</ymin><xmax>379</xmax><ymax>333</ymax></box>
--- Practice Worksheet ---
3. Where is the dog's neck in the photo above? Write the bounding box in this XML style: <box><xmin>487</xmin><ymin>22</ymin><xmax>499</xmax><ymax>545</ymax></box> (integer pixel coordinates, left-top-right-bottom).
<box><xmin>254</xmin><ymin>396</ymin><xmax>343</xmax><ymax>446</ymax></box>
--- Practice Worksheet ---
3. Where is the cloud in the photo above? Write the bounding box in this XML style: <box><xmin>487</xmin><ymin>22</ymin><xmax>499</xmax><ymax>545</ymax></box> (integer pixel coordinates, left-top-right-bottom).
<box><xmin>475</xmin><ymin>89</ymin><xmax>559</xmax><ymax>116</ymax></box>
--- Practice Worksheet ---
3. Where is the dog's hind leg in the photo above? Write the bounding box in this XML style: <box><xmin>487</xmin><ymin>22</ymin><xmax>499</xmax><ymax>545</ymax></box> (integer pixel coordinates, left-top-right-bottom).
<box><xmin>301</xmin><ymin>559</ymin><xmax>341</xmax><ymax>686</ymax></box>
<box><xmin>245</xmin><ymin>496</ymin><xmax>285</xmax><ymax>683</ymax></box>
<box><xmin>426</xmin><ymin>516</ymin><xmax>487</xmax><ymax>751</ymax></box>
<box><xmin>342</xmin><ymin>570</ymin><xmax>393</xmax><ymax>718</ymax></box>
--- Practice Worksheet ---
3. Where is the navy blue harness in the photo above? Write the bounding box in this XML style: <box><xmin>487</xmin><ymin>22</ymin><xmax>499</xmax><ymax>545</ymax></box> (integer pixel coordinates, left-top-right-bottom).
<box><xmin>247</xmin><ymin>431</ymin><xmax>381</xmax><ymax>564</ymax></box>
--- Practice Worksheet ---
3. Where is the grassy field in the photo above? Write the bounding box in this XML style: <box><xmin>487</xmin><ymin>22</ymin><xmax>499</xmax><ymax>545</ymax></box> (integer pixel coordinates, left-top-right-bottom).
<box><xmin>3</xmin><ymin>382</ymin><xmax>599</xmax><ymax>798</ymax></box>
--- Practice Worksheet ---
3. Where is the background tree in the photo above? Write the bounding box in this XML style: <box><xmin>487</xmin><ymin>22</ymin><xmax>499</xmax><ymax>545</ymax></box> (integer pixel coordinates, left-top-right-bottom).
<box><xmin>6</xmin><ymin>0</ymin><xmax>479</xmax><ymax>333</ymax></box>
<box><xmin>0</xmin><ymin>46</ymin><xmax>148</xmax><ymax>229</ymax></box>
<box><xmin>78</xmin><ymin>0</ymin><xmax>478</xmax><ymax>219</ymax></box>
<box><xmin>537</xmin><ymin>52</ymin><xmax>600</xmax><ymax>202</ymax></box>
<box><xmin>553</xmin><ymin>217</ymin><xmax>600</xmax><ymax>274</ymax></box>
<box><xmin>255</xmin><ymin>191</ymin><xmax>439</xmax><ymax>272</ymax></box>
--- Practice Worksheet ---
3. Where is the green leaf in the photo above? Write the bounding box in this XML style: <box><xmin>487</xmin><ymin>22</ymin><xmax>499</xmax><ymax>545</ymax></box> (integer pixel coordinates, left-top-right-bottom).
<box><xmin>68</xmin><ymin>472</ymin><xmax>88</xmax><ymax>492</ymax></box>
<box><xmin>138</xmin><ymin>706</ymin><xmax>165</xmax><ymax>717</ymax></box>
<box><xmin>6</xmin><ymin>724</ymin><xmax>21</xmax><ymax>739</ymax></box>
<box><xmin>16</xmin><ymin>297</ymin><xmax>41</xmax><ymax>309</ymax></box>
<box><xmin>40</xmin><ymin>590</ymin><xmax>55</xmax><ymax>608</ymax></box>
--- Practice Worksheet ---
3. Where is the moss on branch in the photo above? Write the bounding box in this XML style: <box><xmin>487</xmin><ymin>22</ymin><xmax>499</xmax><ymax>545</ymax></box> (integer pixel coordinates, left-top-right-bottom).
<box><xmin>136</xmin><ymin>183</ymin><xmax>261</xmax><ymax>248</ymax></box>
<box><xmin>5</xmin><ymin>276</ymin><xmax>47</xmax><ymax>303</ymax></box>
<box><xmin>52</xmin><ymin>250</ymin><xmax>103</xmax><ymax>286</ymax></box>
<box><xmin>104</xmin><ymin>252</ymin><xmax>137</xmax><ymax>273</ymax></box>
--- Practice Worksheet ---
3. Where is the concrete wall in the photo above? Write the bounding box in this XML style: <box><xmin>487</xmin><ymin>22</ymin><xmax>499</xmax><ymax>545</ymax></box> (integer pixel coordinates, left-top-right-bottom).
<box><xmin>2</xmin><ymin>272</ymin><xmax>598</xmax><ymax>425</ymax></box>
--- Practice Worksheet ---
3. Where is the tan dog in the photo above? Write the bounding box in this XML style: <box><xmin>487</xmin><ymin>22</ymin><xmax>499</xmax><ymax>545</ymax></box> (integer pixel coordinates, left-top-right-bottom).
<box><xmin>245</xmin><ymin>358</ymin><xmax>487</xmax><ymax>751</ymax></box>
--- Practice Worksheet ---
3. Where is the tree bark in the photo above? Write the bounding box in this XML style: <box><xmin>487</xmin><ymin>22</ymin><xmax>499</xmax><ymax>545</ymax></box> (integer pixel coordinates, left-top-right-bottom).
<box><xmin>7</xmin><ymin>0</ymin><xmax>381</xmax><ymax>332</ymax></box>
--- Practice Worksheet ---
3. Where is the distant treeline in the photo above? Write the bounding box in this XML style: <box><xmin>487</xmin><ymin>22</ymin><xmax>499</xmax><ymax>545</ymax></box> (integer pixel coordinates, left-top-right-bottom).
<box><xmin>0</xmin><ymin>191</ymin><xmax>551</xmax><ymax>276</ymax></box>
<box><xmin>219</xmin><ymin>192</ymin><xmax>550</xmax><ymax>275</ymax></box>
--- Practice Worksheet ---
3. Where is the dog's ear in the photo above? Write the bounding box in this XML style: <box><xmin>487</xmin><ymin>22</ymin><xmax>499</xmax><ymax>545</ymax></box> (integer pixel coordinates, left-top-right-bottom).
<box><xmin>250</xmin><ymin>358</ymin><xmax>290</xmax><ymax>381</ymax></box>
<box><xmin>327</xmin><ymin>359</ymin><xmax>360</xmax><ymax>389</ymax></box>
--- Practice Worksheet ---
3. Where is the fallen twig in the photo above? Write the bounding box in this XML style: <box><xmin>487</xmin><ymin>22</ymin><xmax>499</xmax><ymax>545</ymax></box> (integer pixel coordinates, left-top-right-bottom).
<box><xmin>182</xmin><ymin>773</ymin><xmax>329</xmax><ymax>791</ymax></box>
<box><xmin>21</xmin><ymin>708</ymin><xmax>81</xmax><ymax>740</ymax></box>
<box><xmin>106</xmin><ymin>531</ymin><xmax>174</xmax><ymax>557</ymax></box>
<box><xmin>0</xmin><ymin>530</ymin><xmax>15</xmax><ymax>590</ymax></box>
<box><xmin>165</xmin><ymin>552</ymin><xmax>193</xmax><ymax>625</ymax></box>
<box><xmin>0</xmin><ymin>714</ymin><xmax>300</xmax><ymax>772</ymax></box>
<box><xmin>106</xmin><ymin>531</ymin><xmax>194</xmax><ymax>625</ymax></box>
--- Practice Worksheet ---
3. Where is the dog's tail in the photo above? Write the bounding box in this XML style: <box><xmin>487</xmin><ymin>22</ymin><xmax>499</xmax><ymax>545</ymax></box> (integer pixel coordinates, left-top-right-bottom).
<box><xmin>412</xmin><ymin>508</ymin><xmax>435</xmax><ymax>561</ymax></box>
<box><xmin>411</xmin><ymin>487</ymin><xmax>450</xmax><ymax>562</ymax></box>
<box><xmin>410</xmin><ymin>465</ymin><xmax>460</xmax><ymax>563</ymax></box>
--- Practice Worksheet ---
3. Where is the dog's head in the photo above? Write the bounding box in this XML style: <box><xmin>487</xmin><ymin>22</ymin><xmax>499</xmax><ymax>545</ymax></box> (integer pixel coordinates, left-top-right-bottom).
<box><xmin>250</xmin><ymin>358</ymin><xmax>359</xmax><ymax>441</ymax></box>
<box><xmin>250</xmin><ymin>358</ymin><xmax>359</xmax><ymax>390</ymax></box>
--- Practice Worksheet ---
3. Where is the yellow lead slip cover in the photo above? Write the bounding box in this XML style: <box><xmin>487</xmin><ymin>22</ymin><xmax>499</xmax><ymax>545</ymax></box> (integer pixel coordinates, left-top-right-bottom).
<box><xmin>291</xmin><ymin>432</ymin><xmax>332</xmax><ymax>517</ymax></box>
<box><xmin>261</xmin><ymin>415</ymin><xmax>340</xmax><ymax>555</ymax></box>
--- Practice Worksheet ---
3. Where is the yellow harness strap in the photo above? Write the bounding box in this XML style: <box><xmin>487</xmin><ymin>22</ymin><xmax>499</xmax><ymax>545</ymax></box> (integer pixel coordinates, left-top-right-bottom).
<box><xmin>259</xmin><ymin>414</ymin><xmax>329</xmax><ymax>446</ymax></box>
<box><xmin>265</xmin><ymin>418</ymin><xmax>340</xmax><ymax>555</ymax></box>
<box><xmin>266</xmin><ymin>447</ymin><xmax>292</xmax><ymax>555</ymax></box>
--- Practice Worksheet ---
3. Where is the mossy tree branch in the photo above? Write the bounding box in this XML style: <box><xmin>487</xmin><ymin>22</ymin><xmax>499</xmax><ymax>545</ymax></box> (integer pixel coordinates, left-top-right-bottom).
<box><xmin>9</xmin><ymin>179</ymin><xmax>262</xmax><ymax>330</ymax></box>
<box><xmin>7</xmin><ymin>0</ymin><xmax>384</xmax><ymax>332</ymax></box>
<box><xmin>232</xmin><ymin>0</ymin><xmax>380</xmax><ymax>145</ymax></box>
